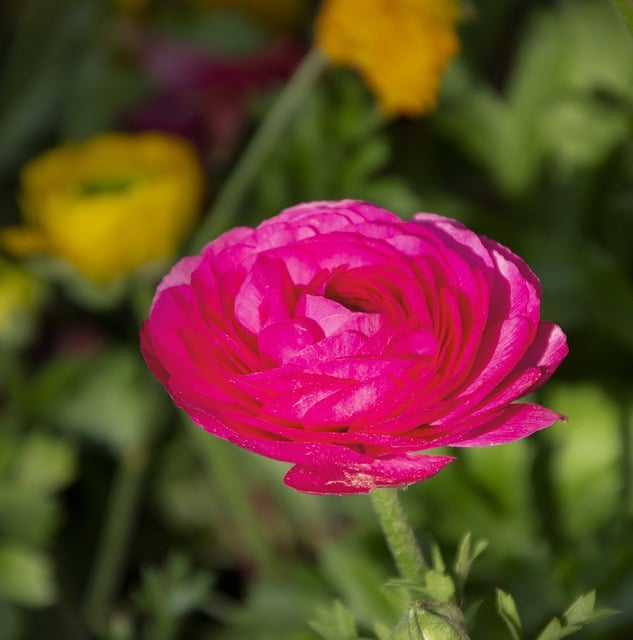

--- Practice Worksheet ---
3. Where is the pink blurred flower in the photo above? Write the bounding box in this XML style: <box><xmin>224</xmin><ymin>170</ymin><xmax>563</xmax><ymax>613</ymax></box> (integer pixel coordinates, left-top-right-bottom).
<box><xmin>122</xmin><ymin>28</ymin><xmax>304</xmax><ymax>164</ymax></box>
<box><xmin>141</xmin><ymin>200</ymin><xmax>568</xmax><ymax>494</ymax></box>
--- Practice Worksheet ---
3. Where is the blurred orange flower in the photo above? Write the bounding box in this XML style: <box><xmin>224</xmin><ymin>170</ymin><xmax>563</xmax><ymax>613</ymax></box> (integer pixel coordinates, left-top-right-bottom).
<box><xmin>315</xmin><ymin>0</ymin><xmax>460</xmax><ymax>116</ymax></box>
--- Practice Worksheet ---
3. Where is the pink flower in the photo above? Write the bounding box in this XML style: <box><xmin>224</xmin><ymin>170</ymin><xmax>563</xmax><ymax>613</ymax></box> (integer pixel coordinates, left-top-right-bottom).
<box><xmin>141</xmin><ymin>200</ymin><xmax>568</xmax><ymax>494</ymax></box>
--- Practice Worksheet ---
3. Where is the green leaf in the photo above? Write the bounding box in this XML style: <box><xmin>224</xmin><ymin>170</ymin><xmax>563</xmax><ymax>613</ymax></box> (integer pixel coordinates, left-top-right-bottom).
<box><xmin>135</xmin><ymin>554</ymin><xmax>213</xmax><ymax>620</ymax></box>
<box><xmin>50</xmin><ymin>349</ymin><xmax>167</xmax><ymax>454</ymax></box>
<box><xmin>12</xmin><ymin>433</ymin><xmax>76</xmax><ymax>494</ymax></box>
<box><xmin>496</xmin><ymin>590</ymin><xmax>522</xmax><ymax>640</ymax></box>
<box><xmin>439</xmin><ymin>0</ymin><xmax>633</xmax><ymax>193</ymax></box>
<box><xmin>0</xmin><ymin>545</ymin><xmax>55</xmax><ymax>607</ymax></box>
<box><xmin>535</xmin><ymin>618</ymin><xmax>578</xmax><ymax>640</ymax></box>
<box><xmin>535</xmin><ymin>592</ymin><xmax>617</xmax><ymax>640</ymax></box>
<box><xmin>321</xmin><ymin>542</ymin><xmax>409</xmax><ymax>628</ymax></box>
<box><xmin>373</xmin><ymin>622</ymin><xmax>392</xmax><ymax>640</ymax></box>
<box><xmin>309</xmin><ymin>601</ymin><xmax>359</xmax><ymax>640</ymax></box>
<box><xmin>0</xmin><ymin>431</ymin><xmax>77</xmax><ymax>547</ymax></box>
<box><xmin>561</xmin><ymin>591</ymin><xmax>617</xmax><ymax>627</ymax></box>
<box><xmin>453</xmin><ymin>532</ymin><xmax>488</xmax><ymax>594</ymax></box>
<box><xmin>429</xmin><ymin>543</ymin><xmax>446</xmax><ymax>573</ymax></box>
<box><xmin>386</xmin><ymin>570</ymin><xmax>455</xmax><ymax>604</ymax></box>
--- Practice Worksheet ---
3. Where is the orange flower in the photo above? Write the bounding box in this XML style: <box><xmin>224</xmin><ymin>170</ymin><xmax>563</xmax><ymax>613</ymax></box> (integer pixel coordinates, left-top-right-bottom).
<box><xmin>315</xmin><ymin>0</ymin><xmax>460</xmax><ymax>116</ymax></box>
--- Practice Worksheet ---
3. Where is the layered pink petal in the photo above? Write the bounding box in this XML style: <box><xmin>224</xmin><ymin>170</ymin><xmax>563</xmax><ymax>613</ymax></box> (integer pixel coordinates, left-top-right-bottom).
<box><xmin>284</xmin><ymin>453</ymin><xmax>455</xmax><ymax>495</ymax></box>
<box><xmin>140</xmin><ymin>199</ymin><xmax>568</xmax><ymax>494</ymax></box>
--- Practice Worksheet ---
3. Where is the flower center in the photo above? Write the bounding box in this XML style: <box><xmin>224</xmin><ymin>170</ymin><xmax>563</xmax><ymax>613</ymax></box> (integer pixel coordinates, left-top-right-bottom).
<box><xmin>79</xmin><ymin>175</ymin><xmax>138</xmax><ymax>196</ymax></box>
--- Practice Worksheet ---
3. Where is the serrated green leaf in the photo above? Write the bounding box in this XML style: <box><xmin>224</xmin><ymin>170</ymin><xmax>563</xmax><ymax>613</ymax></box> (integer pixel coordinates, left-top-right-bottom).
<box><xmin>535</xmin><ymin>590</ymin><xmax>617</xmax><ymax>640</ymax></box>
<box><xmin>309</xmin><ymin>601</ymin><xmax>358</xmax><ymax>640</ymax></box>
<box><xmin>562</xmin><ymin>592</ymin><xmax>596</xmax><ymax>625</ymax></box>
<box><xmin>560</xmin><ymin>591</ymin><xmax>618</xmax><ymax>626</ymax></box>
<box><xmin>535</xmin><ymin>618</ymin><xmax>579</xmax><ymax>640</ymax></box>
<box><xmin>496</xmin><ymin>590</ymin><xmax>522</xmax><ymax>640</ymax></box>
<box><xmin>453</xmin><ymin>532</ymin><xmax>488</xmax><ymax>593</ymax></box>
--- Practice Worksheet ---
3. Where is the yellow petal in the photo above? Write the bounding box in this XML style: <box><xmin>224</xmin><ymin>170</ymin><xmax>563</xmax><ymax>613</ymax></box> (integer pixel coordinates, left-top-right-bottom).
<box><xmin>2</xmin><ymin>132</ymin><xmax>204</xmax><ymax>284</ymax></box>
<box><xmin>315</xmin><ymin>0</ymin><xmax>460</xmax><ymax>116</ymax></box>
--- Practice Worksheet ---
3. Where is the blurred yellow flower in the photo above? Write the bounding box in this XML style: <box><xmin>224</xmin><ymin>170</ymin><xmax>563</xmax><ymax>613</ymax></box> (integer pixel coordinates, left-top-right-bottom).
<box><xmin>0</xmin><ymin>259</ymin><xmax>43</xmax><ymax>349</ymax></box>
<box><xmin>315</xmin><ymin>0</ymin><xmax>460</xmax><ymax>116</ymax></box>
<box><xmin>1</xmin><ymin>132</ymin><xmax>204</xmax><ymax>284</ymax></box>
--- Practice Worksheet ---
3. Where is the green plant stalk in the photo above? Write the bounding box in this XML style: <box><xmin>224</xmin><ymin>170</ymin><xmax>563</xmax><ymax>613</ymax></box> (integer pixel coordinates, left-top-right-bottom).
<box><xmin>191</xmin><ymin>429</ymin><xmax>280</xmax><ymax>577</ymax></box>
<box><xmin>189</xmin><ymin>47</ymin><xmax>328</xmax><ymax>253</ymax></box>
<box><xmin>617</xmin><ymin>398</ymin><xmax>632</xmax><ymax>520</ymax></box>
<box><xmin>370</xmin><ymin>488</ymin><xmax>428</xmax><ymax>583</ymax></box>
<box><xmin>615</xmin><ymin>0</ymin><xmax>633</xmax><ymax>35</ymax></box>
<box><xmin>84</xmin><ymin>449</ymin><xmax>148</xmax><ymax>630</ymax></box>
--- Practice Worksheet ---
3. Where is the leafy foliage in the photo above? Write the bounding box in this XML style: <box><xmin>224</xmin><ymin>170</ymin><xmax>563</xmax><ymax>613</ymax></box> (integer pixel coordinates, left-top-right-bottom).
<box><xmin>0</xmin><ymin>0</ymin><xmax>632</xmax><ymax>638</ymax></box>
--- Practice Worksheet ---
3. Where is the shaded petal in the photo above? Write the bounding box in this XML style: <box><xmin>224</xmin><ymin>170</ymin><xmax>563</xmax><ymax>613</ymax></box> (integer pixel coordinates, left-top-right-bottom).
<box><xmin>284</xmin><ymin>453</ymin><xmax>455</xmax><ymax>494</ymax></box>
<box><xmin>450</xmin><ymin>403</ymin><xmax>566</xmax><ymax>447</ymax></box>
<box><xmin>258</xmin><ymin>319</ymin><xmax>324</xmax><ymax>366</ymax></box>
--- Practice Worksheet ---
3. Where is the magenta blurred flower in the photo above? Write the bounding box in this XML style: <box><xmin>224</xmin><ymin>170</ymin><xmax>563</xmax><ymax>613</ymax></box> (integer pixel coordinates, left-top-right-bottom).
<box><xmin>141</xmin><ymin>200</ymin><xmax>568</xmax><ymax>494</ymax></box>
<box><xmin>122</xmin><ymin>28</ymin><xmax>304</xmax><ymax>163</ymax></box>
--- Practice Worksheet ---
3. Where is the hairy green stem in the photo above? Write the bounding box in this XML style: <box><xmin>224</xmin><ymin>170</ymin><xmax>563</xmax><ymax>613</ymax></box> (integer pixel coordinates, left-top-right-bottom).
<box><xmin>189</xmin><ymin>48</ymin><xmax>327</xmax><ymax>252</ymax></box>
<box><xmin>370</xmin><ymin>488</ymin><xmax>428</xmax><ymax>583</ymax></box>
<box><xmin>615</xmin><ymin>0</ymin><xmax>633</xmax><ymax>35</ymax></box>
<box><xmin>84</xmin><ymin>449</ymin><xmax>148</xmax><ymax>630</ymax></box>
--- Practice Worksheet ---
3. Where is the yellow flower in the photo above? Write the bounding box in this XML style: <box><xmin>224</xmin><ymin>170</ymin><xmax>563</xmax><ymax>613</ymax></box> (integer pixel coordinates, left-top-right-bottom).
<box><xmin>315</xmin><ymin>0</ymin><xmax>460</xmax><ymax>116</ymax></box>
<box><xmin>0</xmin><ymin>259</ymin><xmax>43</xmax><ymax>348</ymax></box>
<box><xmin>1</xmin><ymin>132</ymin><xmax>204</xmax><ymax>283</ymax></box>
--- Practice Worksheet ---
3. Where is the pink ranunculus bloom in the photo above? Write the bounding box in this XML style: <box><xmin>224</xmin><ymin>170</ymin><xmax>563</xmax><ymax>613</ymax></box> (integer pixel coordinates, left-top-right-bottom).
<box><xmin>141</xmin><ymin>200</ymin><xmax>568</xmax><ymax>494</ymax></box>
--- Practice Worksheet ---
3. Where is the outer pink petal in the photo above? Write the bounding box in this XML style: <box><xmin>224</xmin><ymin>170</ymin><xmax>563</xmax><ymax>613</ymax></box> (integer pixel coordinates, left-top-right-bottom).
<box><xmin>449</xmin><ymin>403</ymin><xmax>565</xmax><ymax>447</ymax></box>
<box><xmin>150</xmin><ymin>255</ymin><xmax>201</xmax><ymax>311</ymax></box>
<box><xmin>185</xmin><ymin>406</ymin><xmax>453</xmax><ymax>483</ymax></box>
<box><xmin>273</xmin><ymin>199</ymin><xmax>398</xmax><ymax>230</ymax></box>
<box><xmin>284</xmin><ymin>453</ymin><xmax>455</xmax><ymax>494</ymax></box>
<box><xmin>517</xmin><ymin>321</ymin><xmax>568</xmax><ymax>379</ymax></box>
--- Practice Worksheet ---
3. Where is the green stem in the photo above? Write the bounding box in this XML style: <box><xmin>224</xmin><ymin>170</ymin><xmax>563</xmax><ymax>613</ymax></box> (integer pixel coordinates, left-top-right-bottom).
<box><xmin>617</xmin><ymin>397</ymin><xmax>632</xmax><ymax>520</ymax></box>
<box><xmin>370</xmin><ymin>488</ymin><xmax>428</xmax><ymax>583</ymax></box>
<box><xmin>615</xmin><ymin>0</ymin><xmax>633</xmax><ymax>35</ymax></box>
<box><xmin>84</xmin><ymin>449</ymin><xmax>148</xmax><ymax>630</ymax></box>
<box><xmin>189</xmin><ymin>48</ymin><xmax>328</xmax><ymax>253</ymax></box>
<box><xmin>190</xmin><ymin>428</ymin><xmax>279</xmax><ymax>577</ymax></box>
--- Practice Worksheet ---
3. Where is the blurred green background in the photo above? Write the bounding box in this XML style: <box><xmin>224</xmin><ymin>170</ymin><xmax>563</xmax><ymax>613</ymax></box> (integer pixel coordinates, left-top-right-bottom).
<box><xmin>1</xmin><ymin>0</ymin><xmax>632</xmax><ymax>638</ymax></box>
